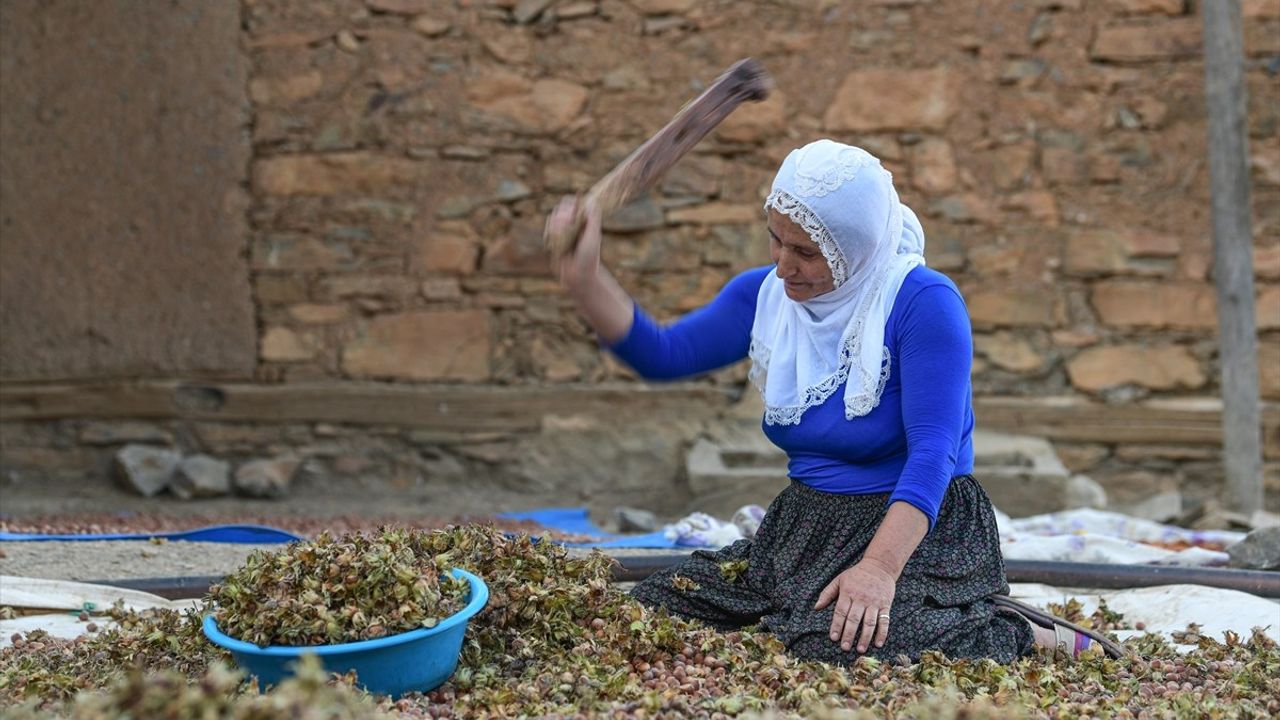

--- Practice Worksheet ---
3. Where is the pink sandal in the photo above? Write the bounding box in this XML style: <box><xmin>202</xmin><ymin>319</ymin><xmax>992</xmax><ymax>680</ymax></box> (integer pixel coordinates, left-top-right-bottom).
<box><xmin>990</xmin><ymin>594</ymin><xmax>1126</xmax><ymax>659</ymax></box>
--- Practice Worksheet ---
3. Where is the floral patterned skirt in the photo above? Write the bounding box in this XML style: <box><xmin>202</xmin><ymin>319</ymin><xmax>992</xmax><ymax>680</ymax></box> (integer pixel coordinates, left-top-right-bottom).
<box><xmin>630</xmin><ymin>475</ymin><xmax>1036</xmax><ymax>664</ymax></box>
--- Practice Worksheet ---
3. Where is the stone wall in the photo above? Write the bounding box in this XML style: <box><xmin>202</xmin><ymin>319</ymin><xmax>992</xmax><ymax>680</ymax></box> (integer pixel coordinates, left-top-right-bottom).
<box><xmin>241</xmin><ymin>0</ymin><xmax>1279</xmax><ymax>399</ymax></box>
<box><xmin>2</xmin><ymin>0</ymin><xmax>1280</xmax><ymax>516</ymax></box>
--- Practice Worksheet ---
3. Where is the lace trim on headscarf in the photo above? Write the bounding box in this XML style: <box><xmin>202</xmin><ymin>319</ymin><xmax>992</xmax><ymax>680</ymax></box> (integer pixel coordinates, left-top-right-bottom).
<box><xmin>748</xmin><ymin>268</ymin><xmax>895</xmax><ymax>425</ymax></box>
<box><xmin>792</xmin><ymin>146</ymin><xmax>876</xmax><ymax>198</ymax></box>
<box><xmin>763</xmin><ymin>189</ymin><xmax>850</xmax><ymax>288</ymax></box>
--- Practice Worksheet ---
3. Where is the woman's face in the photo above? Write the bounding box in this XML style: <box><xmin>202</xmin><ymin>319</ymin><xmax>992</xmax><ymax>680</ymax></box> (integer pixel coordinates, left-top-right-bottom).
<box><xmin>768</xmin><ymin>209</ymin><xmax>835</xmax><ymax>302</ymax></box>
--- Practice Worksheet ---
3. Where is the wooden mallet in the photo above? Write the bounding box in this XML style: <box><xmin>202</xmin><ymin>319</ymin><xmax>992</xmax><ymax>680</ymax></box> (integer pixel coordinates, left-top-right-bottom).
<box><xmin>544</xmin><ymin>58</ymin><xmax>772</xmax><ymax>258</ymax></box>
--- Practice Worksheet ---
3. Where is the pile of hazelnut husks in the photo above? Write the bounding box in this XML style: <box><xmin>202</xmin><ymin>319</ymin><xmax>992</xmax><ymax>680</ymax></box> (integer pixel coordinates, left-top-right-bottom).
<box><xmin>3</xmin><ymin>525</ymin><xmax>1278</xmax><ymax>719</ymax></box>
<box><xmin>209</xmin><ymin>528</ymin><xmax>469</xmax><ymax>647</ymax></box>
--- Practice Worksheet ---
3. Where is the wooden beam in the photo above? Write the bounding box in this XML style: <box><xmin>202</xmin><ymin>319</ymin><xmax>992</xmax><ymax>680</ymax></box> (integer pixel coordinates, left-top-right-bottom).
<box><xmin>973</xmin><ymin>396</ymin><xmax>1280</xmax><ymax>458</ymax></box>
<box><xmin>1202</xmin><ymin>0</ymin><xmax>1263</xmax><ymax>512</ymax></box>
<box><xmin>0</xmin><ymin>381</ymin><xmax>735</xmax><ymax>432</ymax></box>
<box><xmin>1</xmin><ymin>382</ymin><xmax>1276</xmax><ymax>457</ymax></box>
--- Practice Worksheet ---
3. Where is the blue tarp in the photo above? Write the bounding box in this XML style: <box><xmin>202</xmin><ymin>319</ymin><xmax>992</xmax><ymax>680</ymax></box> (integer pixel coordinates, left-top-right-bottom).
<box><xmin>0</xmin><ymin>508</ymin><xmax>677</xmax><ymax>549</ymax></box>
<box><xmin>497</xmin><ymin>507</ymin><xmax>676</xmax><ymax>549</ymax></box>
<box><xmin>0</xmin><ymin>524</ymin><xmax>304</xmax><ymax>544</ymax></box>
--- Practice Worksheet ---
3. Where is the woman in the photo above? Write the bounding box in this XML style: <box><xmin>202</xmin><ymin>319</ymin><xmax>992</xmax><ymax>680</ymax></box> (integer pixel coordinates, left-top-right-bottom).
<box><xmin>547</xmin><ymin>139</ymin><xmax>1122</xmax><ymax>664</ymax></box>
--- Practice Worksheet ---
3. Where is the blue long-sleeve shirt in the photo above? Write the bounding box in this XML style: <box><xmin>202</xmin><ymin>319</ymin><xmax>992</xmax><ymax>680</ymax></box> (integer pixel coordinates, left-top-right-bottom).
<box><xmin>609</xmin><ymin>265</ymin><xmax>975</xmax><ymax>530</ymax></box>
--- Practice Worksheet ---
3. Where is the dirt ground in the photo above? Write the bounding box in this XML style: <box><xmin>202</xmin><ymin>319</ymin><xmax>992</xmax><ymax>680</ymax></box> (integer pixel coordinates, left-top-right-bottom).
<box><xmin>0</xmin><ymin>469</ymin><xmax>645</xmax><ymax>534</ymax></box>
<box><xmin>0</xmin><ymin>540</ymin><xmax>675</xmax><ymax>588</ymax></box>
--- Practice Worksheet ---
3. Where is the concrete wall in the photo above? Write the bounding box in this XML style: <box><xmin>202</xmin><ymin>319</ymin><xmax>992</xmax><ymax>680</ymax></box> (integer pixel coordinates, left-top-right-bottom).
<box><xmin>0</xmin><ymin>0</ymin><xmax>257</xmax><ymax>381</ymax></box>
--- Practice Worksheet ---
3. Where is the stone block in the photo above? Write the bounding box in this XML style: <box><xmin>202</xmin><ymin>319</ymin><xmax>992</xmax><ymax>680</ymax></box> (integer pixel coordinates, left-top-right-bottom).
<box><xmin>927</xmin><ymin>194</ymin><xmax>996</xmax><ymax>224</ymax></box>
<box><xmin>261</xmin><ymin>327</ymin><xmax>316</xmax><ymax>362</ymax></box>
<box><xmin>1001</xmin><ymin>191</ymin><xmax>1059</xmax><ymax>226</ymax></box>
<box><xmin>1096</xmin><ymin>470</ymin><xmax>1182</xmax><ymax>522</ymax></box>
<box><xmin>666</xmin><ymin>203</ymin><xmax>757</xmax><ymax>225</ymax></box>
<box><xmin>234</xmin><ymin>455</ymin><xmax>301</xmax><ymax>498</ymax></box>
<box><xmin>1227</xmin><ymin>526</ymin><xmax>1280</xmax><ymax>570</ymax></box>
<box><xmin>972</xmin><ymin>430</ymin><xmax>1105</xmax><ymax>517</ymax></box>
<box><xmin>483</xmin><ymin>32</ymin><xmax>533</xmax><ymax>64</ymax></box>
<box><xmin>287</xmin><ymin>304</ymin><xmax>349</xmax><ymax>325</ymax></box>
<box><xmin>114</xmin><ymin>444</ymin><xmax>182</xmax><ymax>497</ymax></box>
<box><xmin>974</xmin><ymin>332</ymin><xmax>1045</xmax><ymax>373</ymax></box>
<box><xmin>254</xmin><ymin>275</ymin><xmax>309</xmax><ymax>306</ymax></box>
<box><xmin>824</xmin><ymin>68</ymin><xmax>957</xmax><ymax>132</ymax></box>
<box><xmin>1041</xmin><ymin>146</ymin><xmax>1088</xmax><ymax>185</ymax></box>
<box><xmin>615</xmin><ymin>506</ymin><xmax>659</xmax><ymax>533</ymax></box>
<box><xmin>1090</xmin><ymin>19</ymin><xmax>1201</xmax><ymax>62</ymax></box>
<box><xmin>716</xmin><ymin>90</ymin><xmax>787</xmax><ymax>143</ymax></box>
<box><xmin>1244</xmin><ymin>0</ymin><xmax>1280</xmax><ymax>19</ymax></box>
<box><xmin>248</xmin><ymin>71</ymin><xmax>323</xmax><ymax>105</ymax></box>
<box><xmin>909</xmin><ymin>137</ymin><xmax>957</xmax><ymax>193</ymax></box>
<box><xmin>630</xmin><ymin>0</ymin><xmax>698</xmax><ymax>13</ymax></box>
<box><xmin>413</xmin><ymin>222</ymin><xmax>479</xmax><ymax>275</ymax></box>
<box><xmin>1064</xmin><ymin>229</ymin><xmax>1180</xmax><ymax>276</ymax></box>
<box><xmin>342</xmin><ymin>310</ymin><xmax>492</xmax><ymax>381</ymax></box>
<box><xmin>468</xmin><ymin>74</ymin><xmax>588</xmax><ymax>134</ymax></box>
<box><xmin>966</xmin><ymin>287</ymin><xmax>1057</xmax><ymax>328</ymax></box>
<box><xmin>483</xmin><ymin>222</ymin><xmax>554</xmax><ymax>276</ymax></box>
<box><xmin>513</xmin><ymin>0</ymin><xmax>553</xmax><ymax>24</ymax></box>
<box><xmin>1107</xmin><ymin>0</ymin><xmax>1186</xmax><ymax>15</ymax></box>
<box><xmin>251</xmin><ymin>235</ymin><xmax>357</xmax><ymax>272</ymax></box>
<box><xmin>320</xmin><ymin>276</ymin><xmax>420</xmax><ymax>301</ymax></box>
<box><xmin>1257</xmin><ymin>286</ymin><xmax>1280</xmax><ymax>330</ymax></box>
<box><xmin>661</xmin><ymin>155</ymin><xmax>724</xmax><ymax>199</ymax></box>
<box><xmin>253</xmin><ymin>153</ymin><xmax>419</xmax><ymax>196</ymax></box>
<box><xmin>1261</xmin><ymin>341</ymin><xmax>1280</xmax><ymax>399</ymax></box>
<box><xmin>1056</xmin><ymin>443</ymin><xmax>1110</xmax><ymax>472</ymax></box>
<box><xmin>367</xmin><ymin>0</ymin><xmax>437</xmax><ymax>14</ymax></box>
<box><xmin>1116</xmin><ymin>488</ymin><xmax>1183</xmax><ymax>522</ymax></box>
<box><xmin>171</xmin><ymin>454</ymin><xmax>232</xmax><ymax>499</ymax></box>
<box><xmin>685</xmin><ymin>437</ymin><xmax>789</xmax><ymax>519</ymax></box>
<box><xmin>1091</xmin><ymin>281</ymin><xmax>1216</xmax><ymax>328</ymax></box>
<box><xmin>412</xmin><ymin>16</ymin><xmax>452</xmax><ymax>37</ymax></box>
<box><xmin>1066</xmin><ymin>344</ymin><xmax>1205</xmax><ymax>391</ymax></box>
<box><xmin>991</xmin><ymin>144</ymin><xmax>1035</xmax><ymax>190</ymax></box>
<box><xmin>604</xmin><ymin>196</ymin><xmax>666</xmax><ymax>233</ymax></box>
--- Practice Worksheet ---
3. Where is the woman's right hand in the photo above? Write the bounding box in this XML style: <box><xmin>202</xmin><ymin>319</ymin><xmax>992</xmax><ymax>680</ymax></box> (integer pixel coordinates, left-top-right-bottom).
<box><xmin>547</xmin><ymin>195</ymin><xmax>603</xmax><ymax>296</ymax></box>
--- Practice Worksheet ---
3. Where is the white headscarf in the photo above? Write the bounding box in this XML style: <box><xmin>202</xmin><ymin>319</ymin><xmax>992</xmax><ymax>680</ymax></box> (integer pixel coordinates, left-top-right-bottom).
<box><xmin>749</xmin><ymin>140</ymin><xmax>927</xmax><ymax>426</ymax></box>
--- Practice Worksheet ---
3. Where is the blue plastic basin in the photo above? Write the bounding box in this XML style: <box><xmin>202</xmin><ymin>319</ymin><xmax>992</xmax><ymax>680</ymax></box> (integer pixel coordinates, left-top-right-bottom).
<box><xmin>203</xmin><ymin>568</ymin><xmax>488</xmax><ymax>698</ymax></box>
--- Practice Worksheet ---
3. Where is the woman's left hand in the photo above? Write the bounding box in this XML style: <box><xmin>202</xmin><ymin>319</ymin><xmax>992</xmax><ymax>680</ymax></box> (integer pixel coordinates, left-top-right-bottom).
<box><xmin>814</xmin><ymin>557</ymin><xmax>898</xmax><ymax>654</ymax></box>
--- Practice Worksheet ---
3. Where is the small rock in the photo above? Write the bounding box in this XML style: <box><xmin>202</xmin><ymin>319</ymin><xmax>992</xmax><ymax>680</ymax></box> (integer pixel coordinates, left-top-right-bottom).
<box><xmin>114</xmin><ymin>445</ymin><xmax>182</xmax><ymax>497</ymax></box>
<box><xmin>1116</xmin><ymin>488</ymin><xmax>1182</xmax><ymax>523</ymax></box>
<box><xmin>170</xmin><ymin>455</ymin><xmax>232</xmax><ymax>500</ymax></box>
<box><xmin>615</xmin><ymin>506</ymin><xmax>659</xmax><ymax>533</ymax></box>
<box><xmin>513</xmin><ymin>0</ymin><xmax>552</xmax><ymax>24</ymax></box>
<box><xmin>411</xmin><ymin>15</ymin><xmax>451</xmax><ymax>36</ymax></box>
<box><xmin>336</xmin><ymin>30</ymin><xmax>360</xmax><ymax>52</ymax></box>
<box><xmin>643</xmin><ymin>16</ymin><xmax>687</xmax><ymax>34</ymax></box>
<box><xmin>1226</xmin><ymin>526</ymin><xmax>1280</xmax><ymax>570</ymax></box>
<box><xmin>1065</xmin><ymin>474</ymin><xmax>1107</xmax><ymax>509</ymax></box>
<box><xmin>556</xmin><ymin>1</ymin><xmax>597</xmax><ymax>19</ymax></box>
<box><xmin>441</xmin><ymin>145</ymin><xmax>490</xmax><ymax>160</ymax></box>
<box><xmin>234</xmin><ymin>456</ymin><xmax>302</xmax><ymax>498</ymax></box>
<box><xmin>495</xmin><ymin>179</ymin><xmax>533</xmax><ymax>202</ymax></box>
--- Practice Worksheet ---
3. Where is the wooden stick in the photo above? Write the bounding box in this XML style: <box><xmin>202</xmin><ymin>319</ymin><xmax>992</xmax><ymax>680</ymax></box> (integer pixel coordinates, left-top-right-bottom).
<box><xmin>544</xmin><ymin>58</ymin><xmax>772</xmax><ymax>257</ymax></box>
